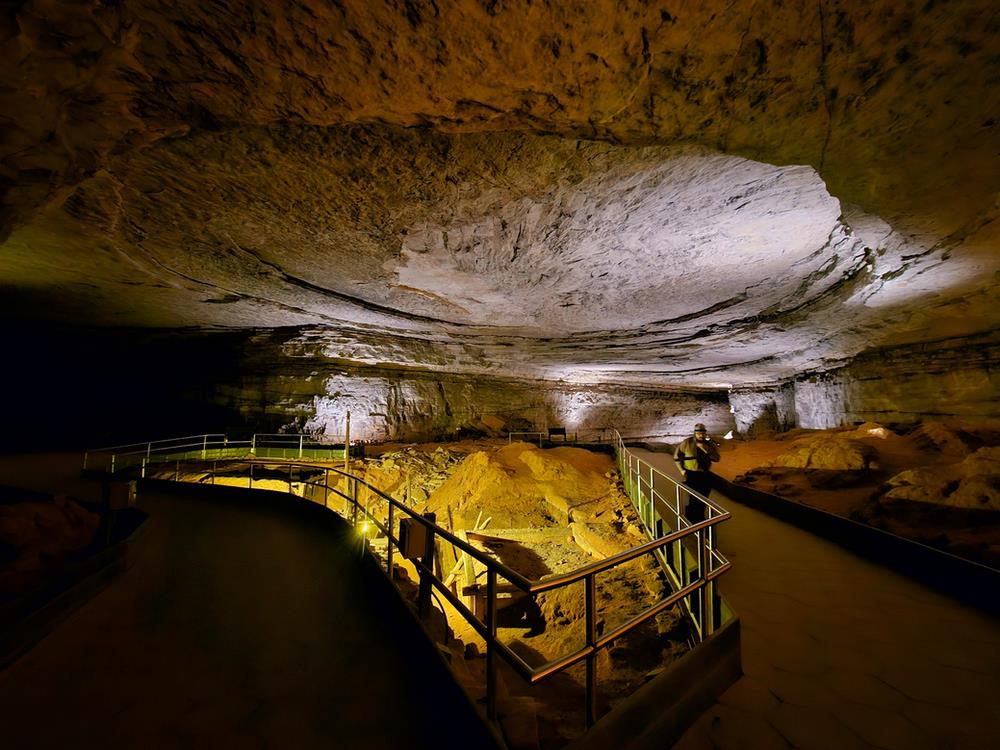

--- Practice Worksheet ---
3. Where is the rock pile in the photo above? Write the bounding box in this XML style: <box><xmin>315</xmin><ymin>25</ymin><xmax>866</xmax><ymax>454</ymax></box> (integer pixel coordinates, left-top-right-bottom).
<box><xmin>881</xmin><ymin>447</ymin><xmax>1000</xmax><ymax>512</ymax></box>
<box><xmin>360</xmin><ymin>445</ymin><xmax>467</xmax><ymax>505</ymax></box>
<box><xmin>0</xmin><ymin>494</ymin><xmax>100</xmax><ymax>595</ymax></box>
<box><xmin>766</xmin><ymin>434</ymin><xmax>880</xmax><ymax>471</ymax></box>
<box><xmin>424</xmin><ymin>442</ymin><xmax>625</xmax><ymax>529</ymax></box>
<box><xmin>910</xmin><ymin>421</ymin><xmax>1000</xmax><ymax>457</ymax></box>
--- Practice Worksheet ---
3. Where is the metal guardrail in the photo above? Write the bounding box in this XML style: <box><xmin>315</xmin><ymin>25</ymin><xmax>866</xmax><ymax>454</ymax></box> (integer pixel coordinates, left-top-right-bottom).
<box><xmin>613</xmin><ymin>431</ymin><xmax>731</xmax><ymax>640</ymax></box>
<box><xmin>106</xmin><ymin>431</ymin><xmax>731</xmax><ymax>730</ymax></box>
<box><xmin>507</xmin><ymin>428</ymin><xmax>616</xmax><ymax>446</ymax></box>
<box><xmin>82</xmin><ymin>433</ymin><xmax>355</xmax><ymax>474</ymax></box>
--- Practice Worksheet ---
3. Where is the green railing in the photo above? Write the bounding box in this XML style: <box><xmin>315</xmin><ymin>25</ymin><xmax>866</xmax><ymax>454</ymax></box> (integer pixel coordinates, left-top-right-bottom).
<box><xmin>613</xmin><ymin>431</ymin><xmax>733</xmax><ymax>639</ymax></box>
<box><xmin>83</xmin><ymin>433</ymin><xmax>354</xmax><ymax>474</ymax></box>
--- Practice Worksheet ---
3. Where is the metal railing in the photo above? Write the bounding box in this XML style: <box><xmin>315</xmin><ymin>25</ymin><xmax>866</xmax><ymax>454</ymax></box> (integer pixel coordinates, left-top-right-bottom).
<box><xmin>118</xmin><ymin>430</ymin><xmax>731</xmax><ymax>729</ymax></box>
<box><xmin>83</xmin><ymin>433</ymin><xmax>354</xmax><ymax>474</ymax></box>
<box><xmin>507</xmin><ymin>427</ymin><xmax>616</xmax><ymax>446</ymax></box>
<box><xmin>613</xmin><ymin>431</ymin><xmax>731</xmax><ymax>640</ymax></box>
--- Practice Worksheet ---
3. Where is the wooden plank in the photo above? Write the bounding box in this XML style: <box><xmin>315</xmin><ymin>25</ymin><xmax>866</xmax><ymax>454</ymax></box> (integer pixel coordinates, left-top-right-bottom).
<box><xmin>447</xmin><ymin>505</ymin><xmax>458</xmax><ymax>562</ymax></box>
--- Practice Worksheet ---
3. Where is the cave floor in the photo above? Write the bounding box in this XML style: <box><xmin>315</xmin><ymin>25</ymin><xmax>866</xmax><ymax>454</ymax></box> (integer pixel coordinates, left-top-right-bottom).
<box><xmin>632</xmin><ymin>449</ymin><xmax>1000</xmax><ymax>750</ymax></box>
<box><xmin>0</xmin><ymin>464</ymin><xmax>499</xmax><ymax>749</ymax></box>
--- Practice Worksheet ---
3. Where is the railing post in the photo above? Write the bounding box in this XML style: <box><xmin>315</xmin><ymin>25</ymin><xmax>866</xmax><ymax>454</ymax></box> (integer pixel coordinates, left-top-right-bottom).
<box><xmin>486</xmin><ymin>568</ymin><xmax>498</xmax><ymax>723</ymax></box>
<box><xmin>110</xmin><ymin>454</ymin><xmax>116</xmax><ymax>474</ymax></box>
<box><xmin>83</xmin><ymin>452</ymin><xmax>89</xmax><ymax>471</ymax></box>
<box><xmin>298</xmin><ymin>434</ymin><xmax>303</xmax><ymax>459</ymax></box>
<box><xmin>704</xmin><ymin>523</ymin><xmax>716</xmax><ymax>636</ymax></box>
<box><xmin>649</xmin><ymin>465</ymin><xmax>655</xmax><ymax>531</ymax></box>
<box><xmin>417</xmin><ymin>512</ymin><xmax>437</xmax><ymax>620</ymax></box>
<box><xmin>387</xmin><ymin>502</ymin><xmax>394</xmax><ymax>576</ymax></box>
<box><xmin>351</xmin><ymin>478</ymin><xmax>358</xmax><ymax>526</ymax></box>
<box><xmin>323</xmin><ymin>469</ymin><xmax>329</xmax><ymax>508</ymax></box>
<box><xmin>344</xmin><ymin>411</ymin><xmax>351</xmax><ymax>476</ymax></box>
<box><xmin>212</xmin><ymin>461</ymin><xmax>217</xmax><ymax>485</ymax></box>
<box><xmin>249</xmin><ymin>462</ymin><xmax>253</xmax><ymax>489</ymax></box>
<box><xmin>146</xmin><ymin>442</ymin><xmax>151</xmax><ymax>460</ymax></box>
<box><xmin>251</xmin><ymin>434</ymin><xmax>256</xmax><ymax>455</ymax></box>
<box><xmin>288</xmin><ymin>465</ymin><xmax>293</xmax><ymax>494</ymax></box>
<box><xmin>141</xmin><ymin>456</ymin><xmax>147</xmax><ymax>479</ymax></box>
<box><xmin>201</xmin><ymin>435</ymin><xmax>207</xmax><ymax>459</ymax></box>
<box><xmin>585</xmin><ymin>573</ymin><xmax>598</xmax><ymax>728</ymax></box>
<box><xmin>174</xmin><ymin>460</ymin><xmax>179</xmax><ymax>481</ymax></box>
<box><xmin>696</xmin><ymin>527</ymin><xmax>706</xmax><ymax>635</ymax></box>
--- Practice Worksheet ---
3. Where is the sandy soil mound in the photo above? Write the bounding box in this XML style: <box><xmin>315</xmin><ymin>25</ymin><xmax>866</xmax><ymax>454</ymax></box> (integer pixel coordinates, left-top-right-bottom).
<box><xmin>723</xmin><ymin>420</ymin><xmax>1000</xmax><ymax>567</ymax></box>
<box><xmin>0</xmin><ymin>494</ymin><xmax>100</xmax><ymax>595</ymax></box>
<box><xmin>425</xmin><ymin>442</ymin><xmax>619</xmax><ymax>529</ymax></box>
<box><xmin>767</xmin><ymin>435</ymin><xmax>879</xmax><ymax>471</ymax></box>
<box><xmin>882</xmin><ymin>446</ymin><xmax>1000</xmax><ymax>511</ymax></box>
<box><xmin>359</xmin><ymin>444</ymin><xmax>467</xmax><ymax>504</ymax></box>
<box><xmin>910</xmin><ymin>420</ymin><xmax>1000</xmax><ymax>457</ymax></box>
<box><xmin>844</xmin><ymin>422</ymin><xmax>896</xmax><ymax>439</ymax></box>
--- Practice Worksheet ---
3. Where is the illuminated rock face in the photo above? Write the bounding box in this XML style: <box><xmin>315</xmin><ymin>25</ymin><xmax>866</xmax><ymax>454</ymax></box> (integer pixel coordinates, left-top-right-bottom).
<box><xmin>728</xmin><ymin>333</ymin><xmax>1000</xmax><ymax>432</ymax></box>
<box><xmin>214</xmin><ymin>332</ymin><xmax>735</xmax><ymax>442</ymax></box>
<box><xmin>1</xmin><ymin>1</ymin><xmax>998</xmax><ymax>433</ymax></box>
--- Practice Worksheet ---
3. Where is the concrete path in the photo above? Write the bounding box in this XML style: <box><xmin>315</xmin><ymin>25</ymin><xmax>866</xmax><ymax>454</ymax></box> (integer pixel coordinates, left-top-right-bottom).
<box><xmin>0</xmin><ymin>481</ymin><xmax>498</xmax><ymax>749</ymax></box>
<box><xmin>631</xmin><ymin>449</ymin><xmax>1000</xmax><ymax>750</ymax></box>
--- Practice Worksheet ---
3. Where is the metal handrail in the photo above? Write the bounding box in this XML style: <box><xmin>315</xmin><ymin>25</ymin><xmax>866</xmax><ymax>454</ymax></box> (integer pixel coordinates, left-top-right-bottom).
<box><xmin>85</xmin><ymin>433</ymin><xmax>227</xmax><ymax>453</ymax></box>
<box><xmin>82</xmin><ymin>432</ymin><xmax>354</xmax><ymax>472</ymax></box>
<box><xmin>126</xmin><ymin>430</ymin><xmax>731</xmax><ymax>730</ymax></box>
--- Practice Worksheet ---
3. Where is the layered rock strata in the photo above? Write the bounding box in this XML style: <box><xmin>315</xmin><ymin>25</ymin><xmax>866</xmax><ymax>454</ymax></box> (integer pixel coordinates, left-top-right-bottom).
<box><xmin>730</xmin><ymin>332</ymin><xmax>1000</xmax><ymax>432</ymax></box>
<box><xmin>2</xmin><ymin>327</ymin><xmax>732</xmax><ymax>448</ymax></box>
<box><xmin>1</xmin><ymin>1</ymin><xmax>998</xmax><ymax>400</ymax></box>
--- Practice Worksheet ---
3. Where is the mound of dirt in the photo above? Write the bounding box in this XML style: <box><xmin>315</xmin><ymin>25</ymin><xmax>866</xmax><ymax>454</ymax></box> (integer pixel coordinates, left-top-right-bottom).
<box><xmin>424</xmin><ymin>442</ymin><xmax>620</xmax><ymax>529</ymax></box>
<box><xmin>359</xmin><ymin>444</ymin><xmax>468</xmax><ymax>504</ymax></box>
<box><xmin>767</xmin><ymin>435</ymin><xmax>879</xmax><ymax>471</ymax></box>
<box><xmin>882</xmin><ymin>446</ymin><xmax>1000</xmax><ymax>511</ymax></box>
<box><xmin>910</xmin><ymin>420</ymin><xmax>1000</xmax><ymax>457</ymax></box>
<box><xmin>845</xmin><ymin>422</ymin><xmax>896</xmax><ymax>440</ymax></box>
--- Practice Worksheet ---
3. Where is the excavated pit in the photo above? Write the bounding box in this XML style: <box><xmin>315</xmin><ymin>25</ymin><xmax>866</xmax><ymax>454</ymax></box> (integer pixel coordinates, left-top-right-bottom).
<box><xmin>150</xmin><ymin>440</ymin><xmax>690</xmax><ymax>747</ymax></box>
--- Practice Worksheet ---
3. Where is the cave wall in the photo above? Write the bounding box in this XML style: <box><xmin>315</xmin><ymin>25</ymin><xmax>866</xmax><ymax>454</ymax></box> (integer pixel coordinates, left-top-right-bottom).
<box><xmin>793</xmin><ymin>333</ymin><xmax>1000</xmax><ymax>429</ymax></box>
<box><xmin>728</xmin><ymin>332</ymin><xmax>1000</xmax><ymax>433</ymax></box>
<box><xmin>215</xmin><ymin>368</ymin><xmax>733</xmax><ymax>444</ymax></box>
<box><xmin>728</xmin><ymin>384</ymin><xmax>797</xmax><ymax>436</ymax></box>
<box><xmin>215</xmin><ymin>332</ymin><xmax>735</xmax><ymax>443</ymax></box>
<box><xmin>0</xmin><ymin>327</ymin><xmax>734</xmax><ymax>450</ymax></box>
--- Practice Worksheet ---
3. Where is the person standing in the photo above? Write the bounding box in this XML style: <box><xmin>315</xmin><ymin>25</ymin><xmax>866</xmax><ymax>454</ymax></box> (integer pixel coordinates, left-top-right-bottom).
<box><xmin>673</xmin><ymin>423</ymin><xmax>720</xmax><ymax>523</ymax></box>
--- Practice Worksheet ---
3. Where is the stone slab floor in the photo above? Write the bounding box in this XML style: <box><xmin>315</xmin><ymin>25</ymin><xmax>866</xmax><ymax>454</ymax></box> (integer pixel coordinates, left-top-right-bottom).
<box><xmin>633</xmin><ymin>449</ymin><xmax>1000</xmax><ymax>750</ymax></box>
<box><xmin>0</xmin><ymin>455</ymin><xmax>499</xmax><ymax>749</ymax></box>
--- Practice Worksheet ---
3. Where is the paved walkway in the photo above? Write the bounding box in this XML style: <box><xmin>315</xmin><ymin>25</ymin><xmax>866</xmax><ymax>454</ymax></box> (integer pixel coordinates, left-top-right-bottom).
<box><xmin>632</xmin><ymin>449</ymin><xmax>1000</xmax><ymax>750</ymax></box>
<box><xmin>0</xmin><ymin>479</ymin><xmax>498</xmax><ymax>749</ymax></box>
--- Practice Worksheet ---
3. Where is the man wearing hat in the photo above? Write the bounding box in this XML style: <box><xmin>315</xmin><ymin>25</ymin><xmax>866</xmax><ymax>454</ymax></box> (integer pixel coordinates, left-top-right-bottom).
<box><xmin>673</xmin><ymin>423</ymin><xmax>720</xmax><ymax>523</ymax></box>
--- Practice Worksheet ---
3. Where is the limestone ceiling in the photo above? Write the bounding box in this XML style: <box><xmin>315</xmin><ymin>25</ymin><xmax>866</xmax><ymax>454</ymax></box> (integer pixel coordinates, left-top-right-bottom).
<box><xmin>1</xmin><ymin>0</ymin><xmax>998</xmax><ymax>387</ymax></box>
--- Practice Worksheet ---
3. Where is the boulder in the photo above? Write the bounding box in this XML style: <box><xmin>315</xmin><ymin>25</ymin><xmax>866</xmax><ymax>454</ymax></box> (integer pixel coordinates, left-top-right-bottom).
<box><xmin>911</xmin><ymin>421</ymin><xmax>984</xmax><ymax>457</ymax></box>
<box><xmin>881</xmin><ymin>448</ymin><xmax>1000</xmax><ymax>511</ymax></box>
<box><xmin>847</xmin><ymin>422</ymin><xmax>896</xmax><ymax>439</ymax></box>
<box><xmin>768</xmin><ymin>436</ymin><xmax>879</xmax><ymax>471</ymax></box>
<box><xmin>570</xmin><ymin>522</ymin><xmax>641</xmax><ymax>558</ymax></box>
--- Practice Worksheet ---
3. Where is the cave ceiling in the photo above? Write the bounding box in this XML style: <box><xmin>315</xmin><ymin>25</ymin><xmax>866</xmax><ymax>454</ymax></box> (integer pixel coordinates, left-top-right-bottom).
<box><xmin>1</xmin><ymin>0</ymin><xmax>998</xmax><ymax>387</ymax></box>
